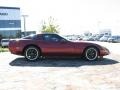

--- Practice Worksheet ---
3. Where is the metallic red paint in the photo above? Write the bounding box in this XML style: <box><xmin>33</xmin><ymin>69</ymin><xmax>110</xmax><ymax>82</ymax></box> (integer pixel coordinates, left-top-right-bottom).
<box><xmin>9</xmin><ymin>34</ymin><xmax>110</xmax><ymax>58</ymax></box>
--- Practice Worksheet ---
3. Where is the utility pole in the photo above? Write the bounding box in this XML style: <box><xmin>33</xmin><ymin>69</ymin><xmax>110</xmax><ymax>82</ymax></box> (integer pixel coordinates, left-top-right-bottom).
<box><xmin>22</xmin><ymin>15</ymin><xmax>28</xmax><ymax>36</ymax></box>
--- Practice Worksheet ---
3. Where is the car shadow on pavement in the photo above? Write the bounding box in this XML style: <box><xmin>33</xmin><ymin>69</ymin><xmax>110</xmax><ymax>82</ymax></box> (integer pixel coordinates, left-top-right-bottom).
<box><xmin>9</xmin><ymin>57</ymin><xmax>119</xmax><ymax>67</ymax></box>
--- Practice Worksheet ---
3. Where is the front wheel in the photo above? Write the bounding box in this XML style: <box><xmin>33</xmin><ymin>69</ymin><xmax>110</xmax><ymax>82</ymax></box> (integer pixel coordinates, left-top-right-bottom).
<box><xmin>84</xmin><ymin>47</ymin><xmax>98</xmax><ymax>61</ymax></box>
<box><xmin>24</xmin><ymin>46</ymin><xmax>40</xmax><ymax>61</ymax></box>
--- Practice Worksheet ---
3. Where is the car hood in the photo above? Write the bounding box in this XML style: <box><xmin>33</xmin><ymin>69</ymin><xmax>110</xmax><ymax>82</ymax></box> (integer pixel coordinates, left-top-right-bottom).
<box><xmin>71</xmin><ymin>41</ymin><xmax>104</xmax><ymax>49</ymax></box>
<box><xmin>72</xmin><ymin>41</ymin><xmax>96</xmax><ymax>44</ymax></box>
<box><xmin>72</xmin><ymin>41</ymin><xmax>98</xmax><ymax>45</ymax></box>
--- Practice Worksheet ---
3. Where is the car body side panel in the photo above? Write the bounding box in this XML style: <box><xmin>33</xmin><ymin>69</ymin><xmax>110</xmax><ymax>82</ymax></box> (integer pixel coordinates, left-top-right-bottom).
<box><xmin>9</xmin><ymin>34</ymin><xmax>110</xmax><ymax>57</ymax></box>
<box><xmin>38</xmin><ymin>41</ymin><xmax>75</xmax><ymax>56</ymax></box>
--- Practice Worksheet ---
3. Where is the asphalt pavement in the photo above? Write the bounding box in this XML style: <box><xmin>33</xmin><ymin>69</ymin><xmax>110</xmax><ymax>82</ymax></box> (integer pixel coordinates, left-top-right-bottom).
<box><xmin>0</xmin><ymin>42</ymin><xmax>120</xmax><ymax>90</ymax></box>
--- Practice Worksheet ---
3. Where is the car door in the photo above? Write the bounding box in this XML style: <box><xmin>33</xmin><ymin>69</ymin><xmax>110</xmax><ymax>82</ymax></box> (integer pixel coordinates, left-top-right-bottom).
<box><xmin>41</xmin><ymin>34</ymin><xmax>75</xmax><ymax>56</ymax></box>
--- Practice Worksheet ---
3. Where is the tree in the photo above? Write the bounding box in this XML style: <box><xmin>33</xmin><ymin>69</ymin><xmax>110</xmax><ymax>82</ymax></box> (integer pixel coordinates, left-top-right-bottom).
<box><xmin>41</xmin><ymin>17</ymin><xmax>59</xmax><ymax>34</ymax></box>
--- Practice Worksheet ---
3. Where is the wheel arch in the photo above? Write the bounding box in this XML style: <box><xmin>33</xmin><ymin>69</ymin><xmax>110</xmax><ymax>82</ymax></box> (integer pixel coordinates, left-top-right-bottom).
<box><xmin>23</xmin><ymin>44</ymin><xmax>42</xmax><ymax>55</ymax></box>
<box><xmin>83</xmin><ymin>45</ymin><xmax>100</xmax><ymax>56</ymax></box>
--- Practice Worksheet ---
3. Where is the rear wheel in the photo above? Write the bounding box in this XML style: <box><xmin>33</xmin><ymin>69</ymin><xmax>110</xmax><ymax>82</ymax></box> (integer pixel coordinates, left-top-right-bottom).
<box><xmin>84</xmin><ymin>47</ymin><xmax>98</xmax><ymax>61</ymax></box>
<box><xmin>24</xmin><ymin>46</ymin><xmax>40</xmax><ymax>61</ymax></box>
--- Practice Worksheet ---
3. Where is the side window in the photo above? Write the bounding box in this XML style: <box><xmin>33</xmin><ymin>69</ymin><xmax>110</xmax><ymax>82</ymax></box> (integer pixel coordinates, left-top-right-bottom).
<box><xmin>33</xmin><ymin>35</ymin><xmax>42</xmax><ymax>40</ymax></box>
<box><xmin>44</xmin><ymin>35</ymin><xmax>51</xmax><ymax>41</ymax></box>
<box><xmin>43</xmin><ymin>34</ymin><xmax>61</xmax><ymax>42</ymax></box>
<box><xmin>51</xmin><ymin>37</ymin><xmax>59</xmax><ymax>42</ymax></box>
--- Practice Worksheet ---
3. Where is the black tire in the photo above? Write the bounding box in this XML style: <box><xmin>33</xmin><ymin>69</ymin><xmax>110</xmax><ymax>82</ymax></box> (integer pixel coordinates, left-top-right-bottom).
<box><xmin>84</xmin><ymin>47</ymin><xmax>98</xmax><ymax>61</ymax></box>
<box><xmin>24</xmin><ymin>46</ymin><xmax>40</xmax><ymax>61</ymax></box>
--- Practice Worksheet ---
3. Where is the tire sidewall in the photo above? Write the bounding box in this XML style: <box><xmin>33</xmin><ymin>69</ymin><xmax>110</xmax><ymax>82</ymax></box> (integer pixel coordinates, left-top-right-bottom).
<box><xmin>85</xmin><ymin>47</ymin><xmax>98</xmax><ymax>61</ymax></box>
<box><xmin>24</xmin><ymin>46</ymin><xmax>40</xmax><ymax>61</ymax></box>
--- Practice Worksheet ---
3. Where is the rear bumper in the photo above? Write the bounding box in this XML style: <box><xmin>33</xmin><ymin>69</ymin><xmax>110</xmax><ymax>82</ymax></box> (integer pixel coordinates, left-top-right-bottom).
<box><xmin>9</xmin><ymin>41</ymin><xmax>23</xmax><ymax>55</ymax></box>
<box><xmin>9</xmin><ymin>46</ymin><xmax>23</xmax><ymax>55</ymax></box>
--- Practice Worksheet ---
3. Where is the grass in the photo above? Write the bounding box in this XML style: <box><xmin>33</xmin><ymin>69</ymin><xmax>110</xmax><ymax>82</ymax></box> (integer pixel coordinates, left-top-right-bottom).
<box><xmin>0</xmin><ymin>46</ymin><xmax>9</xmax><ymax>52</ymax></box>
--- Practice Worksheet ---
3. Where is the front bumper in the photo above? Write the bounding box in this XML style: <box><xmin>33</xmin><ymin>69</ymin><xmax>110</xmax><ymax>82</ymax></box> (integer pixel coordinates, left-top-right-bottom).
<box><xmin>100</xmin><ymin>47</ymin><xmax>110</xmax><ymax>56</ymax></box>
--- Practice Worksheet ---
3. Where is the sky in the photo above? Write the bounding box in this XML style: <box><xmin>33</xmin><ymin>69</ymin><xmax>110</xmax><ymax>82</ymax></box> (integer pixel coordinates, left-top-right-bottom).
<box><xmin>0</xmin><ymin>0</ymin><xmax>120</xmax><ymax>35</ymax></box>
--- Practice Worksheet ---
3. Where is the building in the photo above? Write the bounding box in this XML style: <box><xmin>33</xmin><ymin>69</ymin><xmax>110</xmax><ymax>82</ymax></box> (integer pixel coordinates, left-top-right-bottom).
<box><xmin>0</xmin><ymin>6</ymin><xmax>21</xmax><ymax>38</ymax></box>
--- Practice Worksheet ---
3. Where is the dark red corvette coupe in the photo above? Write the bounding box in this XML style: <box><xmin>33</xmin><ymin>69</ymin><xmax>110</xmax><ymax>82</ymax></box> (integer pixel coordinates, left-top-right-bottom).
<box><xmin>9</xmin><ymin>34</ymin><xmax>109</xmax><ymax>61</ymax></box>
